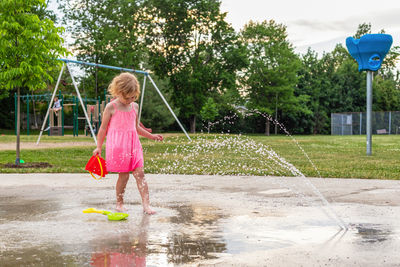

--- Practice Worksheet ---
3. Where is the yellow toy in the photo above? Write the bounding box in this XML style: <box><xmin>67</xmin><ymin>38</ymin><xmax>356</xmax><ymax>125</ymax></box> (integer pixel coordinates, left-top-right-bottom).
<box><xmin>83</xmin><ymin>208</ymin><xmax>129</xmax><ymax>221</ymax></box>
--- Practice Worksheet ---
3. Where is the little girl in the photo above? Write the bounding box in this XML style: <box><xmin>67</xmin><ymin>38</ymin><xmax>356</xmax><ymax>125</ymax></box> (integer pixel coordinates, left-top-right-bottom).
<box><xmin>93</xmin><ymin>72</ymin><xmax>163</xmax><ymax>214</ymax></box>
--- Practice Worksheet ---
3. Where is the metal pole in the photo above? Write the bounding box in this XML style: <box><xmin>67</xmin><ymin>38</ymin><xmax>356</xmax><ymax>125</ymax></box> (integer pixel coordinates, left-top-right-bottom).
<box><xmin>60</xmin><ymin>94</ymin><xmax>64</xmax><ymax>135</ymax></box>
<box><xmin>66</xmin><ymin>63</ymin><xmax>97</xmax><ymax>145</ymax></box>
<box><xmin>36</xmin><ymin>64</ymin><xmax>65</xmax><ymax>145</ymax></box>
<box><xmin>27</xmin><ymin>94</ymin><xmax>30</xmax><ymax>136</ymax></box>
<box><xmin>138</xmin><ymin>75</ymin><xmax>147</xmax><ymax>124</ymax></box>
<box><xmin>389</xmin><ymin>111</ymin><xmax>391</xmax><ymax>135</ymax></box>
<box><xmin>14</xmin><ymin>93</ymin><xmax>17</xmax><ymax>136</ymax></box>
<box><xmin>148</xmin><ymin>75</ymin><xmax>191</xmax><ymax>141</ymax></box>
<box><xmin>359</xmin><ymin>112</ymin><xmax>362</xmax><ymax>135</ymax></box>
<box><xmin>16</xmin><ymin>88</ymin><xmax>21</xmax><ymax>164</ymax></box>
<box><xmin>366</xmin><ymin>71</ymin><xmax>373</xmax><ymax>155</ymax></box>
<box><xmin>58</xmin><ymin>58</ymin><xmax>149</xmax><ymax>76</ymax></box>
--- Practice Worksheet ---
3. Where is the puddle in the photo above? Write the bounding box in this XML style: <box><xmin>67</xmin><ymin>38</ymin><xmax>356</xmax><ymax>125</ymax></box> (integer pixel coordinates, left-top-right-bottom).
<box><xmin>0</xmin><ymin>200</ymin><xmax>229</xmax><ymax>266</ymax></box>
<box><xmin>1</xmin><ymin>175</ymin><xmax>400</xmax><ymax>266</ymax></box>
<box><xmin>258</xmin><ymin>189</ymin><xmax>292</xmax><ymax>195</ymax></box>
<box><xmin>351</xmin><ymin>223</ymin><xmax>393</xmax><ymax>243</ymax></box>
<box><xmin>0</xmin><ymin>197</ymin><xmax>59</xmax><ymax>222</ymax></box>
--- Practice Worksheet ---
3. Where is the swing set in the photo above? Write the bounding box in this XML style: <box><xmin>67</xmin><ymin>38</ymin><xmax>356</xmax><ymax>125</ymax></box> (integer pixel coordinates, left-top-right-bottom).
<box><xmin>15</xmin><ymin>91</ymin><xmax>106</xmax><ymax>137</ymax></box>
<box><xmin>36</xmin><ymin>59</ymin><xmax>191</xmax><ymax>145</ymax></box>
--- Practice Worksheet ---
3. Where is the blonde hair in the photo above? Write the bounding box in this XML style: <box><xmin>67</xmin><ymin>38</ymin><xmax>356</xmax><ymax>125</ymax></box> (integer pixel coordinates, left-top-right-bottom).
<box><xmin>108</xmin><ymin>72</ymin><xmax>140</xmax><ymax>101</ymax></box>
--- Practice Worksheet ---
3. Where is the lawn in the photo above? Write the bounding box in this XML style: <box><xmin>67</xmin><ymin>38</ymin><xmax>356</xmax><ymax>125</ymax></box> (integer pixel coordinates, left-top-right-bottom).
<box><xmin>0</xmin><ymin>132</ymin><xmax>399</xmax><ymax>179</ymax></box>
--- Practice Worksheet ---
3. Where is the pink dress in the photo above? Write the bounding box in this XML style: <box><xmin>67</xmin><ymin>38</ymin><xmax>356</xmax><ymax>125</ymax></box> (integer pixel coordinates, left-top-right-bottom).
<box><xmin>106</xmin><ymin>101</ymin><xmax>144</xmax><ymax>172</ymax></box>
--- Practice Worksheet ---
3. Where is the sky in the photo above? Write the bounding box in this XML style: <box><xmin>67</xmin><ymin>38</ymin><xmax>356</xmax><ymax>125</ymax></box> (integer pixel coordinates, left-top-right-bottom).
<box><xmin>220</xmin><ymin>0</ymin><xmax>400</xmax><ymax>56</ymax></box>
<box><xmin>49</xmin><ymin>0</ymin><xmax>400</xmax><ymax>57</ymax></box>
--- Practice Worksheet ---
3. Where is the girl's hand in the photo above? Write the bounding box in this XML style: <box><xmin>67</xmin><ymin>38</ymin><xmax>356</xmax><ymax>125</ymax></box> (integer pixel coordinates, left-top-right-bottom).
<box><xmin>152</xmin><ymin>134</ymin><xmax>163</xmax><ymax>141</ymax></box>
<box><xmin>93</xmin><ymin>148</ymin><xmax>101</xmax><ymax>156</ymax></box>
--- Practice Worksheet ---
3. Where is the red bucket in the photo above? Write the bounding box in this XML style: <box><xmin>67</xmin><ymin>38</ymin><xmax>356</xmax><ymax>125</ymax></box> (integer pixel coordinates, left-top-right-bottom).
<box><xmin>85</xmin><ymin>155</ymin><xmax>108</xmax><ymax>180</ymax></box>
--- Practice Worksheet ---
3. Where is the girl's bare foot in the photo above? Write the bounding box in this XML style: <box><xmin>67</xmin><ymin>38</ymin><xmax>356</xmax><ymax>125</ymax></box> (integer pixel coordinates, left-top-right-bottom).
<box><xmin>116</xmin><ymin>203</ymin><xmax>127</xmax><ymax>212</ymax></box>
<box><xmin>143</xmin><ymin>206</ymin><xmax>156</xmax><ymax>215</ymax></box>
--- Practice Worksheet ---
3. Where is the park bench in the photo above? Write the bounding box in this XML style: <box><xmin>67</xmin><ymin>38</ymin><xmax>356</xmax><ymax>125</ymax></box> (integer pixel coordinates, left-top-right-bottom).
<box><xmin>376</xmin><ymin>129</ymin><xmax>387</xmax><ymax>134</ymax></box>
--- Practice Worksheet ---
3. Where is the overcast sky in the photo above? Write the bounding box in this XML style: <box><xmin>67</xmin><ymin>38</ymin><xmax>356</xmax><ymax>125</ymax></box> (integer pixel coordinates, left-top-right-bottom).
<box><xmin>220</xmin><ymin>0</ymin><xmax>400</xmax><ymax>56</ymax></box>
<box><xmin>50</xmin><ymin>0</ymin><xmax>400</xmax><ymax>57</ymax></box>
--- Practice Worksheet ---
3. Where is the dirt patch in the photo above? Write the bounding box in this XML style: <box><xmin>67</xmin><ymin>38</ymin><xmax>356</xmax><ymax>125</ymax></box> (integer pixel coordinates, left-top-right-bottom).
<box><xmin>0</xmin><ymin>142</ymin><xmax>95</xmax><ymax>151</ymax></box>
<box><xmin>1</xmin><ymin>162</ymin><xmax>53</xmax><ymax>168</ymax></box>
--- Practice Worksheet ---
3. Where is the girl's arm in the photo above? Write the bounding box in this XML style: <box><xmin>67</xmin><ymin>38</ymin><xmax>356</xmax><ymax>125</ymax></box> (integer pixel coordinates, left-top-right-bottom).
<box><xmin>93</xmin><ymin>104</ymin><xmax>113</xmax><ymax>155</ymax></box>
<box><xmin>134</xmin><ymin>103</ymin><xmax>163</xmax><ymax>141</ymax></box>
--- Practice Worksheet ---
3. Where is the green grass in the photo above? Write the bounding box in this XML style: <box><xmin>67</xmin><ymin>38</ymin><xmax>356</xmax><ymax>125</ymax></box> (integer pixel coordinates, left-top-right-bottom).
<box><xmin>0</xmin><ymin>132</ymin><xmax>399</xmax><ymax>179</ymax></box>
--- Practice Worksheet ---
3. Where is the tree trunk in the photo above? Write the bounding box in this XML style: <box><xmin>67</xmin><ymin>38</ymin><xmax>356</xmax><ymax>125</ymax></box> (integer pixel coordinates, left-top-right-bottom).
<box><xmin>190</xmin><ymin>115</ymin><xmax>196</xmax><ymax>133</ymax></box>
<box><xmin>16</xmin><ymin>87</ymin><xmax>21</xmax><ymax>165</ymax></box>
<box><xmin>274</xmin><ymin>93</ymin><xmax>278</xmax><ymax>135</ymax></box>
<box><xmin>265</xmin><ymin>119</ymin><xmax>270</xmax><ymax>136</ymax></box>
<box><xmin>32</xmin><ymin>91</ymin><xmax>38</xmax><ymax>128</ymax></box>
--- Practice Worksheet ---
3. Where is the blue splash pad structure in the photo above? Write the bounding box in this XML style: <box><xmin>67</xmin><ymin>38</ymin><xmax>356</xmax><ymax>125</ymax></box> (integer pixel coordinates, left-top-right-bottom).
<box><xmin>346</xmin><ymin>34</ymin><xmax>393</xmax><ymax>71</ymax></box>
<box><xmin>346</xmin><ymin>33</ymin><xmax>393</xmax><ymax>155</ymax></box>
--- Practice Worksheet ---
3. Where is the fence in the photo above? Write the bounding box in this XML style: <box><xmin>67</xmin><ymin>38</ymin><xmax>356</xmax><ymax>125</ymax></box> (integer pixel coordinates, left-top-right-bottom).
<box><xmin>331</xmin><ymin>111</ymin><xmax>400</xmax><ymax>135</ymax></box>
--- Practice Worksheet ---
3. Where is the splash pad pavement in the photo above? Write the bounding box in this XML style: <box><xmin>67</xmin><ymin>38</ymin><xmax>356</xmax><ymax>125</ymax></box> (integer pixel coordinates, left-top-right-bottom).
<box><xmin>0</xmin><ymin>173</ymin><xmax>399</xmax><ymax>266</ymax></box>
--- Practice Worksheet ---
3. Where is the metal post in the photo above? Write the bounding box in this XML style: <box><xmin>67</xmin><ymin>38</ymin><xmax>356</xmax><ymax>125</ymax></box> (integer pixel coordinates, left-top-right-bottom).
<box><xmin>359</xmin><ymin>112</ymin><xmax>362</xmax><ymax>135</ymax></box>
<box><xmin>148</xmin><ymin>75</ymin><xmax>191</xmax><ymax>141</ymax></box>
<box><xmin>66</xmin><ymin>63</ymin><xmax>97</xmax><ymax>145</ymax></box>
<box><xmin>36</xmin><ymin>64</ymin><xmax>65</xmax><ymax>145</ymax></box>
<box><xmin>98</xmin><ymin>96</ymin><xmax>101</xmax><ymax>125</ymax></box>
<box><xmin>16</xmin><ymin>88</ymin><xmax>21</xmax><ymax>164</ymax></box>
<box><xmin>27</xmin><ymin>94</ymin><xmax>30</xmax><ymax>135</ymax></box>
<box><xmin>14</xmin><ymin>93</ymin><xmax>17</xmax><ymax>136</ymax></box>
<box><xmin>366</xmin><ymin>71</ymin><xmax>373</xmax><ymax>155</ymax></box>
<box><xmin>72</xmin><ymin>96</ymin><xmax>76</xmax><ymax>136</ymax></box>
<box><xmin>389</xmin><ymin>111</ymin><xmax>391</xmax><ymax>135</ymax></box>
<box><xmin>341</xmin><ymin>115</ymin><xmax>344</xmax><ymax>135</ymax></box>
<box><xmin>138</xmin><ymin>75</ymin><xmax>147</xmax><ymax>124</ymax></box>
<box><xmin>58</xmin><ymin>58</ymin><xmax>149</xmax><ymax>75</ymax></box>
<box><xmin>61</xmin><ymin>94</ymin><xmax>65</xmax><ymax>136</ymax></box>
<box><xmin>75</xmin><ymin>96</ymin><xmax>79</xmax><ymax>136</ymax></box>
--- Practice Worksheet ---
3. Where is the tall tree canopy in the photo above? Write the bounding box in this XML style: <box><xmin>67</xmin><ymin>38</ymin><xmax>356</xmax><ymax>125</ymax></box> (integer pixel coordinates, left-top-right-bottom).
<box><xmin>60</xmin><ymin>0</ymin><xmax>146</xmax><ymax>95</ymax></box>
<box><xmin>0</xmin><ymin>0</ymin><xmax>67</xmax><ymax>164</ymax></box>
<box><xmin>143</xmin><ymin>0</ymin><xmax>247</xmax><ymax>132</ymax></box>
<box><xmin>240</xmin><ymin>20</ymin><xmax>302</xmax><ymax>135</ymax></box>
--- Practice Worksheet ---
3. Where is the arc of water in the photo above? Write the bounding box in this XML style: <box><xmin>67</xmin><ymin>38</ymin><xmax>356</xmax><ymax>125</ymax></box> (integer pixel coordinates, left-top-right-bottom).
<box><xmin>200</xmin><ymin>111</ymin><xmax>348</xmax><ymax>230</ymax></box>
<box><xmin>255</xmin><ymin>111</ymin><xmax>347</xmax><ymax>230</ymax></box>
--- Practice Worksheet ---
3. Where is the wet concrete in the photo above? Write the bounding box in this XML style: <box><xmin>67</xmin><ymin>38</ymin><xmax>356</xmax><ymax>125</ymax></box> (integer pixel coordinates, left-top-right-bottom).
<box><xmin>0</xmin><ymin>173</ymin><xmax>399</xmax><ymax>266</ymax></box>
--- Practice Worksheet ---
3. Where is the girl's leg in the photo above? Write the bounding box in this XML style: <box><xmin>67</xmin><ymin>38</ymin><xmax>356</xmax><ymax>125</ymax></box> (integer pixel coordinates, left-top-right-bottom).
<box><xmin>116</xmin><ymin>172</ymin><xmax>130</xmax><ymax>211</ymax></box>
<box><xmin>132</xmin><ymin>167</ymin><xmax>155</xmax><ymax>214</ymax></box>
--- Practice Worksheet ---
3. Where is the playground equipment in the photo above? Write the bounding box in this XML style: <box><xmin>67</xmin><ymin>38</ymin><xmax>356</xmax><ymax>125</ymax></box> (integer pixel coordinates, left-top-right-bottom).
<box><xmin>36</xmin><ymin>59</ymin><xmax>191</xmax><ymax>146</ymax></box>
<box><xmin>346</xmin><ymin>34</ymin><xmax>393</xmax><ymax>155</ymax></box>
<box><xmin>15</xmin><ymin>92</ymin><xmax>109</xmax><ymax>137</ymax></box>
<box><xmin>83</xmin><ymin>208</ymin><xmax>129</xmax><ymax>221</ymax></box>
<box><xmin>14</xmin><ymin>93</ymin><xmax>51</xmax><ymax>135</ymax></box>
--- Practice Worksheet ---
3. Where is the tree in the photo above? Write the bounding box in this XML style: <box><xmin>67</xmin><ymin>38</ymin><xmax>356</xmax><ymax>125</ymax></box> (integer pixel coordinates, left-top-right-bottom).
<box><xmin>200</xmin><ymin>97</ymin><xmax>219</xmax><ymax>133</ymax></box>
<box><xmin>59</xmin><ymin>0</ymin><xmax>146</xmax><ymax>96</ymax></box>
<box><xmin>0</xmin><ymin>0</ymin><xmax>67</xmax><ymax>164</ymax></box>
<box><xmin>143</xmin><ymin>0</ymin><xmax>247</xmax><ymax>133</ymax></box>
<box><xmin>294</xmin><ymin>49</ymin><xmax>324</xmax><ymax>134</ymax></box>
<box><xmin>373</xmin><ymin>75</ymin><xmax>400</xmax><ymax>111</ymax></box>
<box><xmin>240</xmin><ymin>20</ymin><xmax>301</xmax><ymax>135</ymax></box>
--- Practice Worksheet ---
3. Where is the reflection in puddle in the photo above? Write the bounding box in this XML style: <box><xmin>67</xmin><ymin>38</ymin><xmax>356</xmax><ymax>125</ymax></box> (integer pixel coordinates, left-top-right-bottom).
<box><xmin>163</xmin><ymin>234</ymin><xmax>226</xmax><ymax>264</ymax></box>
<box><xmin>91</xmin><ymin>251</ymin><xmax>145</xmax><ymax>266</ymax></box>
<box><xmin>164</xmin><ymin>204</ymin><xmax>227</xmax><ymax>264</ymax></box>
<box><xmin>90</xmin><ymin>215</ymin><xmax>149</xmax><ymax>267</ymax></box>
<box><xmin>88</xmin><ymin>204</ymin><xmax>227</xmax><ymax>266</ymax></box>
<box><xmin>2</xmin><ymin>193</ymin><xmax>398</xmax><ymax>266</ymax></box>
<box><xmin>352</xmin><ymin>223</ymin><xmax>392</xmax><ymax>243</ymax></box>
